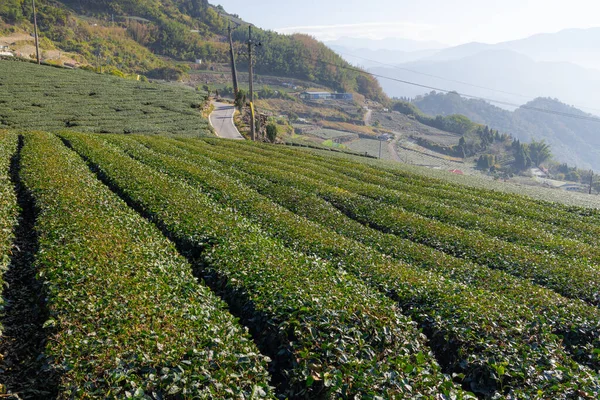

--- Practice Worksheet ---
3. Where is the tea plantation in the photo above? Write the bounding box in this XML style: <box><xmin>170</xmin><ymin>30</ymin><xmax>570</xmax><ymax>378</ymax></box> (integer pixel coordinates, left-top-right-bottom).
<box><xmin>0</xmin><ymin>60</ymin><xmax>211</xmax><ymax>136</ymax></box>
<box><xmin>0</xmin><ymin>62</ymin><xmax>599</xmax><ymax>400</ymax></box>
<box><xmin>0</xmin><ymin>128</ymin><xmax>599</xmax><ymax>399</ymax></box>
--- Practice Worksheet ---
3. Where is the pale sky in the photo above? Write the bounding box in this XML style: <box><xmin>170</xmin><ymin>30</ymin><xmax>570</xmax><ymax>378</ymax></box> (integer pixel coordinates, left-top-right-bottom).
<box><xmin>214</xmin><ymin>0</ymin><xmax>600</xmax><ymax>45</ymax></box>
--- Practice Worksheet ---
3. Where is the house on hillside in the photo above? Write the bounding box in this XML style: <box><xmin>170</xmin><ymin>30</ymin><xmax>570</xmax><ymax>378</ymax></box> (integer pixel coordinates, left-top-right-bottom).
<box><xmin>300</xmin><ymin>91</ymin><xmax>353</xmax><ymax>101</ymax></box>
<box><xmin>332</xmin><ymin>93</ymin><xmax>353</xmax><ymax>101</ymax></box>
<box><xmin>561</xmin><ymin>183</ymin><xmax>586</xmax><ymax>192</ymax></box>
<box><xmin>301</xmin><ymin>91</ymin><xmax>332</xmax><ymax>100</ymax></box>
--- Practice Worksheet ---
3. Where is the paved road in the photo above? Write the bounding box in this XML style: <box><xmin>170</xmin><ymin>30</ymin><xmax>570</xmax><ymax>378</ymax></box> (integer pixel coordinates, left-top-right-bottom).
<box><xmin>209</xmin><ymin>101</ymin><xmax>244</xmax><ymax>140</ymax></box>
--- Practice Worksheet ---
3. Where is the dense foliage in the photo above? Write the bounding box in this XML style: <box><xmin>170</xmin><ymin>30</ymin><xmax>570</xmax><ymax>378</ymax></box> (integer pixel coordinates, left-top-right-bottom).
<box><xmin>393</xmin><ymin>98</ymin><xmax>555</xmax><ymax>173</ymax></box>
<box><xmin>0</xmin><ymin>60</ymin><xmax>212</xmax><ymax>135</ymax></box>
<box><xmin>231</xmin><ymin>28</ymin><xmax>386</xmax><ymax>101</ymax></box>
<box><xmin>19</xmin><ymin>131</ymin><xmax>272</xmax><ymax>397</ymax></box>
<box><xmin>392</xmin><ymin>99</ymin><xmax>480</xmax><ymax>135</ymax></box>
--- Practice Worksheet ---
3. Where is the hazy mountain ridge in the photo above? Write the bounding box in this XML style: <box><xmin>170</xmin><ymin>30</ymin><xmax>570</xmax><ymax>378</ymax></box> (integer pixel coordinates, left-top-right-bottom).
<box><xmin>333</xmin><ymin>28</ymin><xmax>600</xmax><ymax>112</ymax></box>
<box><xmin>413</xmin><ymin>92</ymin><xmax>600</xmax><ymax>170</ymax></box>
<box><xmin>327</xmin><ymin>45</ymin><xmax>439</xmax><ymax>68</ymax></box>
<box><xmin>371</xmin><ymin>49</ymin><xmax>600</xmax><ymax>114</ymax></box>
<box><xmin>325</xmin><ymin>36</ymin><xmax>447</xmax><ymax>52</ymax></box>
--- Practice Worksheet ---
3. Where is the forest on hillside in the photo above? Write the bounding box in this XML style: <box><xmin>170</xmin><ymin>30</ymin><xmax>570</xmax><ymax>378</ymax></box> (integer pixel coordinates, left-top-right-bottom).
<box><xmin>0</xmin><ymin>0</ymin><xmax>385</xmax><ymax>100</ymax></box>
<box><xmin>412</xmin><ymin>92</ymin><xmax>600</xmax><ymax>170</ymax></box>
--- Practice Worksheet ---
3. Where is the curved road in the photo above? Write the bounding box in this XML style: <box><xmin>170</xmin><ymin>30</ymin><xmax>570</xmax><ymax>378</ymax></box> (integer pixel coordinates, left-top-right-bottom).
<box><xmin>209</xmin><ymin>101</ymin><xmax>244</xmax><ymax>140</ymax></box>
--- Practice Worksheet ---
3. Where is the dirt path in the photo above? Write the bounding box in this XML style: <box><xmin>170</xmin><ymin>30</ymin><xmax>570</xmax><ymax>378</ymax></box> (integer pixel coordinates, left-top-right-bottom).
<box><xmin>364</xmin><ymin>108</ymin><xmax>373</xmax><ymax>127</ymax></box>
<box><xmin>387</xmin><ymin>133</ymin><xmax>402</xmax><ymax>162</ymax></box>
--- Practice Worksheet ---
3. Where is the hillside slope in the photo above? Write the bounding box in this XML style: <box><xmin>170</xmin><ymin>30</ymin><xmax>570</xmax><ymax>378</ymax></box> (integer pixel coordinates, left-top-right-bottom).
<box><xmin>413</xmin><ymin>92</ymin><xmax>600</xmax><ymax>169</ymax></box>
<box><xmin>0</xmin><ymin>0</ymin><xmax>385</xmax><ymax>100</ymax></box>
<box><xmin>0</xmin><ymin>59</ymin><xmax>212</xmax><ymax>136</ymax></box>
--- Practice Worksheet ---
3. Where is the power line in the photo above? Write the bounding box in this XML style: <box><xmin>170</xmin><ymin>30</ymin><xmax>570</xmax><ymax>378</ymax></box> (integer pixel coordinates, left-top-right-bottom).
<box><xmin>298</xmin><ymin>55</ymin><xmax>600</xmax><ymax>124</ymax></box>
<box><xmin>336</xmin><ymin>50</ymin><xmax>534</xmax><ymax>101</ymax></box>
<box><xmin>338</xmin><ymin>50</ymin><xmax>600</xmax><ymax>115</ymax></box>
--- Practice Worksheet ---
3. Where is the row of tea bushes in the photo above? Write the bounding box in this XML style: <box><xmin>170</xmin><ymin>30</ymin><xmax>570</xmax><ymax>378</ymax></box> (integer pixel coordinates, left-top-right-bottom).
<box><xmin>20</xmin><ymin>132</ymin><xmax>272</xmax><ymax>398</ymax></box>
<box><xmin>61</xmin><ymin>132</ymin><xmax>465</xmax><ymax>399</ymax></box>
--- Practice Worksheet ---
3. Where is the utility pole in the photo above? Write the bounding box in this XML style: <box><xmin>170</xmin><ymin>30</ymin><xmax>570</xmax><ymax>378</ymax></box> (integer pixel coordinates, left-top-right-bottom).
<box><xmin>32</xmin><ymin>0</ymin><xmax>40</xmax><ymax>64</ymax></box>
<box><xmin>248</xmin><ymin>25</ymin><xmax>255</xmax><ymax>141</ymax></box>
<box><xmin>590</xmin><ymin>170</ymin><xmax>594</xmax><ymax>195</ymax></box>
<box><xmin>228</xmin><ymin>24</ymin><xmax>239</xmax><ymax>96</ymax></box>
<box><xmin>379</xmin><ymin>137</ymin><xmax>383</xmax><ymax>159</ymax></box>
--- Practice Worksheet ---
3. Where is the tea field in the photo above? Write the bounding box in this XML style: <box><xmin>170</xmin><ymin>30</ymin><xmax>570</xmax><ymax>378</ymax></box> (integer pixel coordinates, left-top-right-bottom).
<box><xmin>0</xmin><ymin>60</ymin><xmax>212</xmax><ymax>136</ymax></box>
<box><xmin>1</xmin><ymin>127</ymin><xmax>599</xmax><ymax>399</ymax></box>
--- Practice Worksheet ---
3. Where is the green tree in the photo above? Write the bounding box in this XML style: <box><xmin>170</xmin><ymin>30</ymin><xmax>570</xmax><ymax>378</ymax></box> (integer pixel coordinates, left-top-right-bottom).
<box><xmin>515</xmin><ymin>144</ymin><xmax>532</xmax><ymax>171</ymax></box>
<box><xmin>266</xmin><ymin>123</ymin><xmax>278</xmax><ymax>143</ymax></box>
<box><xmin>566</xmin><ymin>170</ymin><xmax>581</xmax><ymax>182</ymax></box>
<box><xmin>528</xmin><ymin>140</ymin><xmax>552</xmax><ymax>167</ymax></box>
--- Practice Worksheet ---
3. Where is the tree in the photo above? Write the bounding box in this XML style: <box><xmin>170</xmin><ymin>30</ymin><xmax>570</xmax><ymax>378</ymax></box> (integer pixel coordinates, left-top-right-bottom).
<box><xmin>477</xmin><ymin>154</ymin><xmax>495</xmax><ymax>170</ymax></box>
<box><xmin>528</xmin><ymin>139</ymin><xmax>552</xmax><ymax>167</ymax></box>
<box><xmin>266</xmin><ymin>123</ymin><xmax>278</xmax><ymax>143</ymax></box>
<box><xmin>234</xmin><ymin>89</ymin><xmax>246</xmax><ymax>112</ymax></box>
<box><xmin>515</xmin><ymin>144</ymin><xmax>532</xmax><ymax>171</ymax></box>
<box><xmin>566</xmin><ymin>170</ymin><xmax>581</xmax><ymax>182</ymax></box>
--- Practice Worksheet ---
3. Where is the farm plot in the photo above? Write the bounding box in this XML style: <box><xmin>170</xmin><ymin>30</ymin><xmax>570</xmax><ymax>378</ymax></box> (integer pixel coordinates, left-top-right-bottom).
<box><xmin>1</xmin><ymin>130</ymin><xmax>600</xmax><ymax>398</ymax></box>
<box><xmin>284</xmin><ymin>143</ymin><xmax>600</xmax><ymax>242</ymax></box>
<box><xmin>218</xmin><ymin>140</ymin><xmax>600</xmax><ymax>260</ymax></box>
<box><xmin>100</xmin><ymin>134</ymin><xmax>600</xmax><ymax>397</ymax></box>
<box><xmin>241</xmin><ymin>145</ymin><xmax>597</xmax><ymax>303</ymax></box>
<box><xmin>61</xmin><ymin>132</ymin><xmax>464</xmax><ymax>399</ymax></box>
<box><xmin>207</xmin><ymin>139</ymin><xmax>600</xmax><ymax>260</ymax></box>
<box><xmin>0</xmin><ymin>60</ymin><xmax>212</xmax><ymax>136</ymax></box>
<box><xmin>15</xmin><ymin>132</ymin><xmax>271</xmax><ymax>398</ymax></box>
<box><xmin>344</xmin><ymin>137</ymin><xmax>392</xmax><ymax>159</ymax></box>
<box><xmin>152</xmin><ymin>137</ymin><xmax>600</xmax><ymax>365</ymax></box>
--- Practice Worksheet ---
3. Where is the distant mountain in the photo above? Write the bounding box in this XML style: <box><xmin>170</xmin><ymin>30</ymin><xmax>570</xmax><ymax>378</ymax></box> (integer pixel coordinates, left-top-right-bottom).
<box><xmin>413</xmin><ymin>92</ymin><xmax>600</xmax><ymax>170</ymax></box>
<box><xmin>422</xmin><ymin>28</ymin><xmax>600</xmax><ymax>70</ymax></box>
<box><xmin>324</xmin><ymin>37</ymin><xmax>447</xmax><ymax>52</ymax></box>
<box><xmin>371</xmin><ymin>49</ymin><xmax>600</xmax><ymax>113</ymax></box>
<box><xmin>421</xmin><ymin>42</ymin><xmax>494</xmax><ymax>62</ymax></box>
<box><xmin>498</xmin><ymin>28</ymin><xmax>600</xmax><ymax>70</ymax></box>
<box><xmin>328</xmin><ymin>45</ymin><xmax>439</xmax><ymax>68</ymax></box>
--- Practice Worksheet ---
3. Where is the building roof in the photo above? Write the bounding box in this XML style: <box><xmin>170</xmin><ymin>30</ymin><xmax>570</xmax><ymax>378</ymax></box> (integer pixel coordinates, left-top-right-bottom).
<box><xmin>303</xmin><ymin>91</ymin><xmax>331</xmax><ymax>95</ymax></box>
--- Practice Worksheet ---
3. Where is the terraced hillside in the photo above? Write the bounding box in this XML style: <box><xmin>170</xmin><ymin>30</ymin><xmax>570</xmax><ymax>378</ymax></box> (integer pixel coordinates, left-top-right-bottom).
<box><xmin>1</xmin><ymin>129</ymin><xmax>599</xmax><ymax>398</ymax></box>
<box><xmin>0</xmin><ymin>60</ymin><xmax>212</xmax><ymax>136</ymax></box>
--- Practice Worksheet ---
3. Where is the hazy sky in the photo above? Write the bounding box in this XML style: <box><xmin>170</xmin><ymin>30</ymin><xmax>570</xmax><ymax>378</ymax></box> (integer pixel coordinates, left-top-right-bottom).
<box><xmin>214</xmin><ymin>0</ymin><xmax>600</xmax><ymax>45</ymax></box>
